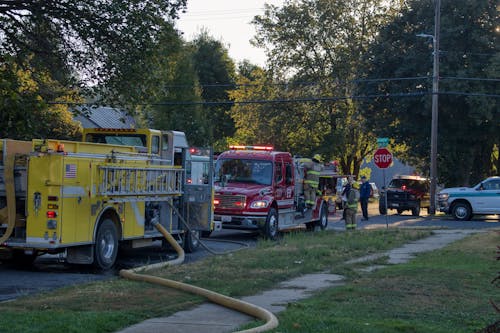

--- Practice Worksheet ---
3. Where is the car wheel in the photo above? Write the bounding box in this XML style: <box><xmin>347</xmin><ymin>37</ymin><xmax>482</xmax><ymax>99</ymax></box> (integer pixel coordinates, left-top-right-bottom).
<box><xmin>451</xmin><ymin>202</ymin><xmax>472</xmax><ymax>221</ymax></box>
<box><xmin>94</xmin><ymin>219</ymin><xmax>118</xmax><ymax>270</ymax></box>
<box><xmin>397</xmin><ymin>209</ymin><xmax>404</xmax><ymax>215</ymax></box>
<box><xmin>263</xmin><ymin>208</ymin><xmax>279</xmax><ymax>240</ymax></box>
<box><xmin>379</xmin><ymin>205</ymin><xmax>387</xmax><ymax>215</ymax></box>
<box><xmin>184</xmin><ymin>229</ymin><xmax>200</xmax><ymax>253</ymax></box>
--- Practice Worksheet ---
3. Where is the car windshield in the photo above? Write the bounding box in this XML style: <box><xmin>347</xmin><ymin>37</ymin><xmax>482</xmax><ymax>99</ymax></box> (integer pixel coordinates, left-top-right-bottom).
<box><xmin>215</xmin><ymin>158</ymin><xmax>273</xmax><ymax>186</ymax></box>
<box><xmin>388</xmin><ymin>179</ymin><xmax>428</xmax><ymax>192</ymax></box>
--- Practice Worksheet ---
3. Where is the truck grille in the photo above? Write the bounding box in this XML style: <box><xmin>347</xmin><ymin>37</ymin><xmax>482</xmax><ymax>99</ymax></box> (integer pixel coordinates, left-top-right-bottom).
<box><xmin>387</xmin><ymin>192</ymin><xmax>409</xmax><ymax>202</ymax></box>
<box><xmin>215</xmin><ymin>194</ymin><xmax>246</xmax><ymax>209</ymax></box>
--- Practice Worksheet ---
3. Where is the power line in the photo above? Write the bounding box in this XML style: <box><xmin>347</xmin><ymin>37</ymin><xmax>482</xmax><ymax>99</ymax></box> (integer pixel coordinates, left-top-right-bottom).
<box><xmin>48</xmin><ymin>90</ymin><xmax>499</xmax><ymax>107</ymax></box>
<box><xmin>163</xmin><ymin>76</ymin><xmax>499</xmax><ymax>89</ymax></box>
<box><xmin>440</xmin><ymin>76</ymin><xmax>500</xmax><ymax>82</ymax></box>
<box><xmin>440</xmin><ymin>91</ymin><xmax>500</xmax><ymax>98</ymax></box>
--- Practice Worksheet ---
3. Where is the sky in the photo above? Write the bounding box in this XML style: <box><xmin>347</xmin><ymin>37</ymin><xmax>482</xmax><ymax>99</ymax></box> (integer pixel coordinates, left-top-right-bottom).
<box><xmin>176</xmin><ymin>0</ymin><xmax>284</xmax><ymax>67</ymax></box>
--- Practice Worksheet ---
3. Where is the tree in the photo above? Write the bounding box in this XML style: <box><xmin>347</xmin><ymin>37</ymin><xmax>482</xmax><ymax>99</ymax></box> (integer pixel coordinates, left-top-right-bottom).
<box><xmin>0</xmin><ymin>57</ymin><xmax>81</xmax><ymax>140</ymax></box>
<box><xmin>360</xmin><ymin>0</ymin><xmax>498</xmax><ymax>186</ymax></box>
<box><xmin>0</xmin><ymin>0</ymin><xmax>188</xmax><ymax>105</ymax></box>
<box><xmin>146</xmin><ymin>43</ymin><xmax>208</xmax><ymax>146</ymax></box>
<box><xmin>189</xmin><ymin>31</ymin><xmax>237</xmax><ymax>148</ymax></box>
<box><xmin>230</xmin><ymin>61</ymin><xmax>334</xmax><ymax>156</ymax></box>
<box><xmin>250</xmin><ymin>0</ymin><xmax>402</xmax><ymax>175</ymax></box>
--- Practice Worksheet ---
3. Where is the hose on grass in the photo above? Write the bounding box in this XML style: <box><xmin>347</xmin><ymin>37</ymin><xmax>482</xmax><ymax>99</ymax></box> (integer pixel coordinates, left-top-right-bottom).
<box><xmin>119</xmin><ymin>221</ymin><xmax>278</xmax><ymax>333</ymax></box>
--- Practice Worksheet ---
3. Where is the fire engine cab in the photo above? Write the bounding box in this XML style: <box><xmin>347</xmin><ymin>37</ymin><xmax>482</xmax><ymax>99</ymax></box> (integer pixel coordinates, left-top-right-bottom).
<box><xmin>213</xmin><ymin>146</ymin><xmax>329</xmax><ymax>239</ymax></box>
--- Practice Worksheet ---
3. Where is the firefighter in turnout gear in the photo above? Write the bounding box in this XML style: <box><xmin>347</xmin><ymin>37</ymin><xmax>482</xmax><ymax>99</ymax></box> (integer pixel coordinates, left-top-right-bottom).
<box><xmin>345</xmin><ymin>181</ymin><xmax>359</xmax><ymax>230</ymax></box>
<box><xmin>303</xmin><ymin>154</ymin><xmax>323</xmax><ymax>208</ymax></box>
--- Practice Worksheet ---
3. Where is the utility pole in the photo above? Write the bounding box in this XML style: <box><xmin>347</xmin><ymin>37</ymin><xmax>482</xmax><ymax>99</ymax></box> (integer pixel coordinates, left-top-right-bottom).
<box><xmin>429</xmin><ymin>0</ymin><xmax>441</xmax><ymax>214</ymax></box>
<box><xmin>417</xmin><ymin>0</ymin><xmax>441</xmax><ymax>214</ymax></box>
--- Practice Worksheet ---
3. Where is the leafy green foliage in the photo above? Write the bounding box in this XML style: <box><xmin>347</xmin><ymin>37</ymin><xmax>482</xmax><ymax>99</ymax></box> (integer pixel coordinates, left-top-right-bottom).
<box><xmin>247</xmin><ymin>0</ymin><xmax>402</xmax><ymax>173</ymax></box>
<box><xmin>146</xmin><ymin>41</ymin><xmax>207</xmax><ymax>146</ymax></box>
<box><xmin>0</xmin><ymin>0</ymin><xmax>188</xmax><ymax>104</ymax></box>
<box><xmin>360</xmin><ymin>0</ymin><xmax>499</xmax><ymax>185</ymax></box>
<box><xmin>189</xmin><ymin>31</ymin><xmax>237</xmax><ymax>147</ymax></box>
<box><xmin>0</xmin><ymin>57</ymin><xmax>81</xmax><ymax>140</ymax></box>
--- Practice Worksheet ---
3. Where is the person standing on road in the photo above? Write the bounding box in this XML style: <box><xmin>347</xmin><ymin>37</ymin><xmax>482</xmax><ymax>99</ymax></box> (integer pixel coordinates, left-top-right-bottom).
<box><xmin>345</xmin><ymin>181</ymin><xmax>359</xmax><ymax>230</ymax></box>
<box><xmin>359</xmin><ymin>176</ymin><xmax>373</xmax><ymax>221</ymax></box>
<box><xmin>340</xmin><ymin>176</ymin><xmax>353</xmax><ymax>220</ymax></box>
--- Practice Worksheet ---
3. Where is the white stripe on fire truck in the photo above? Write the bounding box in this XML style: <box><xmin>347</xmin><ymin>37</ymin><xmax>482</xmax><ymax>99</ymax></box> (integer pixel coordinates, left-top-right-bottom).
<box><xmin>277</xmin><ymin>199</ymin><xmax>294</xmax><ymax>206</ymax></box>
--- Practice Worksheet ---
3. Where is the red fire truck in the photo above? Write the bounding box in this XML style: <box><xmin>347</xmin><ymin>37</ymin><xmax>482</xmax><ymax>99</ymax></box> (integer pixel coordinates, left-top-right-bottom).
<box><xmin>213</xmin><ymin>145</ymin><xmax>329</xmax><ymax>239</ymax></box>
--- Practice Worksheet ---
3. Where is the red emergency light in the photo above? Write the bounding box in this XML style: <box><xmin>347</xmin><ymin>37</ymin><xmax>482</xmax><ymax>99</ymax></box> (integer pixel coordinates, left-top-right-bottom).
<box><xmin>46</xmin><ymin>211</ymin><xmax>58</xmax><ymax>218</ymax></box>
<box><xmin>229</xmin><ymin>145</ymin><xmax>273</xmax><ymax>151</ymax></box>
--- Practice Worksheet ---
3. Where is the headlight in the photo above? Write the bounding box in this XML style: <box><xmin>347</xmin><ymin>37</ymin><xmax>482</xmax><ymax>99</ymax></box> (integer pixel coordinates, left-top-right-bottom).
<box><xmin>250</xmin><ymin>200</ymin><xmax>270</xmax><ymax>209</ymax></box>
<box><xmin>438</xmin><ymin>193</ymin><xmax>449</xmax><ymax>201</ymax></box>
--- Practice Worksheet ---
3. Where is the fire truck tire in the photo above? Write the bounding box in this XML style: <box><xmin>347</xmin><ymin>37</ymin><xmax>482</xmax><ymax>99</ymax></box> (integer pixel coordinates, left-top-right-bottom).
<box><xmin>318</xmin><ymin>204</ymin><xmax>328</xmax><ymax>230</ymax></box>
<box><xmin>263</xmin><ymin>208</ymin><xmax>279</xmax><ymax>240</ymax></box>
<box><xmin>183</xmin><ymin>230</ymin><xmax>200</xmax><ymax>253</ymax></box>
<box><xmin>94</xmin><ymin>219</ymin><xmax>118</xmax><ymax>270</ymax></box>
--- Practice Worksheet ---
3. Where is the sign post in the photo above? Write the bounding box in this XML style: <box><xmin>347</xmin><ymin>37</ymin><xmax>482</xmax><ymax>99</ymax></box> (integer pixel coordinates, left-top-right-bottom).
<box><xmin>374</xmin><ymin>147</ymin><xmax>393</xmax><ymax>228</ymax></box>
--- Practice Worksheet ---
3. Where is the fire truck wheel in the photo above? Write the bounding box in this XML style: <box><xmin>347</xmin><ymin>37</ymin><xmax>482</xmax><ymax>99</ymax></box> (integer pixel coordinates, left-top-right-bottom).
<box><xmin>263</xmin><ymin>208</ymin><xmax>279</xmax><ymax>240</ymax></box>
<box><xmin>318</xmin><ymin>205</ymin><xmax>328</xmax><ymax>230</ymax></box>
<box><xmin>94</xmin><ymin>219</ymin><xmax>118</xmax><ymax>270</ymax></box>
<box><xmin>183</xmin><ymin>229</ymin><xmax>200</xmax><ymax>253</ymax></box>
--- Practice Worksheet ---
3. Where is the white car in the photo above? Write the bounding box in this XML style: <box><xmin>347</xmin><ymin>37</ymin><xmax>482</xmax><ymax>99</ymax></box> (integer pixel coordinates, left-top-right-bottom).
<box><xmin>438</xmin><ymin>176</ymin><xmax>500</xmax><ymax>220</ymax></box>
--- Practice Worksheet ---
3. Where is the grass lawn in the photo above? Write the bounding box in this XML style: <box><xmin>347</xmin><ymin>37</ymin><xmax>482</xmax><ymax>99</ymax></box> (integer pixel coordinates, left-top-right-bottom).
<box><xmin>0</xmin><ymin>228</ymin><xmax>498</xmax><ymax>333</ymax></box>
<box><xmin>260</xmin><ymin>230</ymin><xmax>499</xmax><ymax>333</ymax></box>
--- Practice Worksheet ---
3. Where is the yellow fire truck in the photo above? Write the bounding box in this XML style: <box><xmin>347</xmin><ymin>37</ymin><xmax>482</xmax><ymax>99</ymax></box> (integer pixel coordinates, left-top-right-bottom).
<box><xmin>0</xmin><ymin>128</ymin><xmax>213</xmax><ymax>269</ymax></box>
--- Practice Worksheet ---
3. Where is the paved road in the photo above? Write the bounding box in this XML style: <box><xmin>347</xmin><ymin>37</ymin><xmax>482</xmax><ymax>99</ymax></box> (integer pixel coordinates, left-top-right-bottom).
<box><xmin>0</xmin><ymin>202</ymin><xmax>498</xmax><ymax>302</ymax></box>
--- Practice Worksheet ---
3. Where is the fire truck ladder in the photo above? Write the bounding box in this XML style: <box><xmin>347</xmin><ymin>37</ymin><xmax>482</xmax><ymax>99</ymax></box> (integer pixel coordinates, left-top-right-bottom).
<box><xmin>98</xmin><ymin>165</ymin><xmax>184</xmax><ymax>202</ymax></box>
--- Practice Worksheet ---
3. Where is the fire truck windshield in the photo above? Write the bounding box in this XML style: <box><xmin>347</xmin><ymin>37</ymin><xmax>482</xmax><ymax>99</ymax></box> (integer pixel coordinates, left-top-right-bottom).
<box><xmin>85</xmin><ymin>133</ymin><xmax>147</xmax><ymax>147</ymax></box>
<box><xmin>215</xmin><ymin>159</ymin><xmax>273</xmax><ymax>186</ymax></box>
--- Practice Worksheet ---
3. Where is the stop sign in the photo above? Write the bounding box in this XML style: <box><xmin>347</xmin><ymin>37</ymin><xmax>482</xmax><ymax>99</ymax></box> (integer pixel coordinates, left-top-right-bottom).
<box><xmin>374</xmin><ymin>148</ymin><xmax>393</xmax><ymax>169</ymax></box>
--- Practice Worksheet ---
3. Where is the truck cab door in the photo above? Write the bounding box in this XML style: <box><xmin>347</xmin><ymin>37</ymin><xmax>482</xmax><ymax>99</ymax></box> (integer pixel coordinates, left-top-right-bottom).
<box><xmin>275</xmin><ymin>159</ymin><xmax>294</xmax><ymax>210</ymax></box>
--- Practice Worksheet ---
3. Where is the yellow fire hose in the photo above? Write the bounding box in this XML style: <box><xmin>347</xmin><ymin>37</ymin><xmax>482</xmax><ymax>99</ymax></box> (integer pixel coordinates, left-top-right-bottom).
<box><xmin>119</xmin><ymin>222</ymin><xmax>279</xmax><ymax>333</ymax></box>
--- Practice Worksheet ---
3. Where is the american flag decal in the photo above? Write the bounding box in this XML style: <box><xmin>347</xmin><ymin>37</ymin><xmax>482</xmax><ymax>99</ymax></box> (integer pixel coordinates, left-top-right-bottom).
<box><xmin>65</xmin><ymin>164</ymin><xmax>77</xmax><ymax>178</ymax></box>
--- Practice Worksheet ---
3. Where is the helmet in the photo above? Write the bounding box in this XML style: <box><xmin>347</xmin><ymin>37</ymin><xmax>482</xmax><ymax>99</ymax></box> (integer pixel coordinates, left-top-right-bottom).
<box><xmin>312</xmin><ymin>154</ymin><xmax>322</xmax><ymax>163</ymax></box>
<box><xmin>352</xmin><ymin>182</ymin><xmax>360</xmax><ymax>189</ymax></box>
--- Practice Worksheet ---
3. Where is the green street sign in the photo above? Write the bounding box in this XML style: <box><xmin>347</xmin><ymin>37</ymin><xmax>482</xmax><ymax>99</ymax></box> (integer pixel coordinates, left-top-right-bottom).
<box><xmin>377</xmin><ymin>137</ymin><xmax>389</xmax><ymax>148</ymax></box>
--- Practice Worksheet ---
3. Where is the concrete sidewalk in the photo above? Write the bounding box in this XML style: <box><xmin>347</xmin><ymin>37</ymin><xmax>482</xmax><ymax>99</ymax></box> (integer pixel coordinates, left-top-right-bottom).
<box><xmin>116</xmin><ymin>229</ymin><xmax>481</xmax><ymax>333</ymax></box>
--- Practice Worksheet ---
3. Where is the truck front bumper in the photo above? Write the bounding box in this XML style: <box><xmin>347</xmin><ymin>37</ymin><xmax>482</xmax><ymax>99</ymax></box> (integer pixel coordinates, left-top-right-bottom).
<box><xmin>214</xmin><ymin>214</ymin><xmax>267</xmax><ymax>230</ymax></box>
